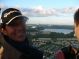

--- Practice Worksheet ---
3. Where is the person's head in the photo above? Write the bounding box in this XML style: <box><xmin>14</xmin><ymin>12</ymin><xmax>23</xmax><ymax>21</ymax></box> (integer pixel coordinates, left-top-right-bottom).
<box><xmin>74</xmin><ymin>8</ymin><xmax>79</xmax><ymax>41</ymax></box>
<box><xmin>1</xmin><ymin>8</ymin><xmax>28</xmax><ymax>42</ymax></box>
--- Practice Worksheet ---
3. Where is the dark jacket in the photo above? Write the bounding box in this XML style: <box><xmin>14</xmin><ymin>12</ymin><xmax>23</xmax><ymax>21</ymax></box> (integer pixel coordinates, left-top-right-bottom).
<box><xmin>0</xmin><ymin>34</ymin><xmax>43</xmax><ymax>59</ymax></box>
<box><xmin>55</xmin><ymin>46</ymin><xmax>79</xmax><ymax>59</ymax></box>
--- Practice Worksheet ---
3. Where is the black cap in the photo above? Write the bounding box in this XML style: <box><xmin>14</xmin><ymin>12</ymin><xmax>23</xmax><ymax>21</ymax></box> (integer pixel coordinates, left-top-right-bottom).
<box><xmin>1</xmin><ymin>8</ymin><xmax>28</xmax><ymax>25</ymax></box>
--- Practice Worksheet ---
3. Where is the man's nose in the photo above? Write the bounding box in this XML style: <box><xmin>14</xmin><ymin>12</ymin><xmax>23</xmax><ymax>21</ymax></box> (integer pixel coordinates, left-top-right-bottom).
<box><xmin>16</xmin><ymin>26</ymin><xmax>26</xmax><ymax>32</ymax></box>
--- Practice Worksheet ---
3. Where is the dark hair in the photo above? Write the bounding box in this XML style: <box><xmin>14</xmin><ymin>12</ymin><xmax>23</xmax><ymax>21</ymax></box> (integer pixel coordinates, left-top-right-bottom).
<box><xmin>74</xmin><ymin>8</ymin><xmax>79</xmax><ymax>25</ymax></box>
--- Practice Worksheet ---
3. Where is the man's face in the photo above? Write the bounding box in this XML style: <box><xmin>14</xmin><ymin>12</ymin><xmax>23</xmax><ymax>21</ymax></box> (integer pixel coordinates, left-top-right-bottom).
<box><xmin>74</xmin><ymin>23</ymin><xmax>79</xmax><ymax>42</ymax></box>
<box><xmin>2</xmin><ymin>19</ymin><xmax>27</xmax><ymax>42</ymax></box>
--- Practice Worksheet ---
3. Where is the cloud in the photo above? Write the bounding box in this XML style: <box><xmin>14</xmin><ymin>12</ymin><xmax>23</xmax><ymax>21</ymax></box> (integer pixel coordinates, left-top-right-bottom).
<box><xmin>60</xmin><ymin>7</ymin><xmax>78</xmax><ymax>14</ymax></box>
<box><xmin>33</xmin><ymin>6</ymin><xmax>58</xmax><ymax>16</ymax></box>
<box><xmin>13</xmin><ymin>5</ymin><xmax>21</xmax><ymax>9</ymax></box>
<box><xmin>21</xmin><ymin>6</ymin><xmax>60</xmax><ymax>17</ymax></box>
<box><xmin>0</xmin><ymin>4</ymin><xmax>78</xmax><ymax>17</ymax></box>
<box><xmin>0</xmin><ymin>3</ymin><xmax>6</xmax><ymax>8</ymax></box>
<box><xmin>21</xmin><ymin>6</ymin><xmax>78</xmax><ymax>17</ymax></box>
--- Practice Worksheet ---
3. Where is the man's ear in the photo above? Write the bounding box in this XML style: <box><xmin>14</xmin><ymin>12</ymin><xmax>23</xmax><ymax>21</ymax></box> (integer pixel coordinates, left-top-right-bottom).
<box><xmin>1</xmin><ymin>28</ymin><xmax>7</xmax><ymax>35</ymax></box>
<box><xmin>74</xmin><ymin>24</ymin><xmax>77</xmax><ymax>37</ymax></box>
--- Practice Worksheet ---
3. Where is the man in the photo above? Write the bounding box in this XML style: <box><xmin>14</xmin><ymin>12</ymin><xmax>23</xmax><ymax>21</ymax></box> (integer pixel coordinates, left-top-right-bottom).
<box><xmin>55</xmin><ymin>9</ymin><xmax>79</xmax><ymax>59</ymax></box>
<box><xmin>0</xmin><ymin>8</ymin><xmax>43</xmax><ymax>59</ymax></box>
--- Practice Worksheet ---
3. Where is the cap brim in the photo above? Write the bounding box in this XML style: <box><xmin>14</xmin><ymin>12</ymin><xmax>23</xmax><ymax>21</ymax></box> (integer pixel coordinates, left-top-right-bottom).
<box><xmin>6</xmin><ymin>15</ymin><xmax>28</xmax><ymax>25</ymax></box>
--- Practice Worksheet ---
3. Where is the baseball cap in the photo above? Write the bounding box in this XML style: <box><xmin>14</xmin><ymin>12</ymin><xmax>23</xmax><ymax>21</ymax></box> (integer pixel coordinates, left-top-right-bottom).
<box><xmin>1</xmin><ymin>8</ymin><xmax>28</xmax><ymax>25</ymax></box>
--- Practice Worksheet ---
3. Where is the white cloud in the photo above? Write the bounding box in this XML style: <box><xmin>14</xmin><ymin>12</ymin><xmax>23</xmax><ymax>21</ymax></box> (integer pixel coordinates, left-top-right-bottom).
<box><xmin>0</xmin><ymin>4</ymin><xmax>78</xmax><ymax>17</ymax></box>
<box><xmin>34</xmin><ymin>6</ymin><xmax>44</xmax><ymax>12</ymax></box>
<box><xmin>21</xmin><ymin>6</ymin><xmax>60</xmax><ymax>17</ymax></box>
<box><xmin>60</xmin><ymin>7</ymin><xmax>78</xmax><ymax>14</ymax></box>
<box><xmin>14</xmin><ymin>5</ymin><xmax>21</xmax><ymax>9</ymax></box>
<box><xmin>21</xmin><ymin>6</ymin><xmax>79</xmax><ymax>17</ymax></box>
<box><xmin>0</xmin><ymin>3</ymin><xmax>6</xmax><ymax>8</ymax></box>
<box><xmin>33</xmin><ymin>6</ymin><xmax>58</xmax><ymax>16</ymax></box>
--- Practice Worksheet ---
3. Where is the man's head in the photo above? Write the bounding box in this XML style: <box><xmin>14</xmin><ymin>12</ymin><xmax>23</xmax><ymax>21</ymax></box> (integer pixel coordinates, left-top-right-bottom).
<box><xmin>1</xmin><ymin>8</ymin><xmax>28</xmax><ymax>42</ymax></box>
<box><xmin>74</xmin><ymin>9</ymin><xmax>79</xmax><ymax>41</ymax></box>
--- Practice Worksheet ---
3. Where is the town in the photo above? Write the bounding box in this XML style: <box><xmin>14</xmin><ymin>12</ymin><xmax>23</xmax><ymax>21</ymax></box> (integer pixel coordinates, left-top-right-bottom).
<box><xmin>26</xmin><ymin>24</ymin><xmax>77</xmax><ymax>59</ymax></box>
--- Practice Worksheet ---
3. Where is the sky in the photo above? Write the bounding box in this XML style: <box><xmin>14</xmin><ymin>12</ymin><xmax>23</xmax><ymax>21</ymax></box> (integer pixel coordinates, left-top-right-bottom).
<box><xmin>0</xmin><ymin>0</ymin><xmax>79</xmax><ymax>25</ymax></box>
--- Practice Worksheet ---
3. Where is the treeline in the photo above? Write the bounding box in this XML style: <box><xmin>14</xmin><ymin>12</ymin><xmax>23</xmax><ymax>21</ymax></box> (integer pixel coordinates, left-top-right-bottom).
<box><xmin>28</xmin><ymin>31</ymin><xmax>74</xmax><ymax>39</ymax></box>
<box><xmin>27</xmin><ymin>25</ymin><xmax>74</xmax><ymax>39</ymax></box>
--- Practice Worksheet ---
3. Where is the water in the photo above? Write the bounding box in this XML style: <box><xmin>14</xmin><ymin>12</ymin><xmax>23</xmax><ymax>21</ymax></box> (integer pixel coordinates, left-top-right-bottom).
<box><xmin>42</xmin><ymin>29</ymin><xmax>73</xmax><ymax>34</ymax></box>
